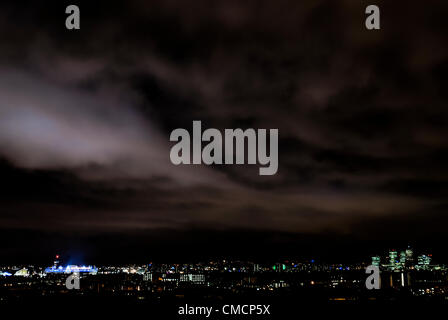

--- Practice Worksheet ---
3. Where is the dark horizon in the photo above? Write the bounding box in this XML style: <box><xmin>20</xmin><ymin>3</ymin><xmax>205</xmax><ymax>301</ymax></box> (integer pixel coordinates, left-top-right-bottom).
<box><xmin>2</xmin><ymin>223</ymin><xmax>447</xmax><ymax>265</ymax></box>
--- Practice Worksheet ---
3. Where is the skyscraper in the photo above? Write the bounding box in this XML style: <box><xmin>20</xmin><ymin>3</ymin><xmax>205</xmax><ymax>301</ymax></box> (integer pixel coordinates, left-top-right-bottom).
<box><xmin>372</xmin><ymin>256</ymin><xmax>381</xmax><ymax>267</ymax></box>
<box><xmin>405</xmin><ymin>247</ymin><xmax>414</xmax><ymax>265</ymax></box>
<box><xmin>417</xmin><ymin>254</ymin><xmax>432</xmax><ymax>270</ymax></box>
<box><xmin>389</xmin><ymin>250</ymin><xmax>398</xmax><ymax>267</ymax></box>
<box><xmin>400</xmin><ymin>251</ymin><xmax>406</xmax><ymax>264</ymax></box>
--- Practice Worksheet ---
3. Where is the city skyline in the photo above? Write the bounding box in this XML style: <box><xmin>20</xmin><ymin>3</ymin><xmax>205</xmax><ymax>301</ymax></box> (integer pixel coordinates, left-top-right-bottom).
<box><xmin>0</xmin><ymin>0</ymin><xmax>447</xmax><ymax>288</ymax></box>
<box><xmin>2</xmin><ymin>247</ymin><xmax>448</xmax><ymax>307</ymax></box>
<box><xmin>1</xmin><ymin>244</ymin><xmax>446</xmax><ymax>267</ymax></box>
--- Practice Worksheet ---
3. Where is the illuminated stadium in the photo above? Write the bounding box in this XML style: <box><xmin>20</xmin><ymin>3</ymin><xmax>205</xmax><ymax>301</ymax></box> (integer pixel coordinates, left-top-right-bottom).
<box><xmin>44</xmin><ymin>265</ymin><xmax>98</xmax><ymax>274</ymax></box>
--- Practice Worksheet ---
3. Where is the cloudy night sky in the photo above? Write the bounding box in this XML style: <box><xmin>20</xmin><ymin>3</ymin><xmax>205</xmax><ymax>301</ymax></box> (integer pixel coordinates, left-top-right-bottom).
<box><xmin>0</xmin><ymin>0</ymin><xmax>447</xmax><ymax>263</ymax></box>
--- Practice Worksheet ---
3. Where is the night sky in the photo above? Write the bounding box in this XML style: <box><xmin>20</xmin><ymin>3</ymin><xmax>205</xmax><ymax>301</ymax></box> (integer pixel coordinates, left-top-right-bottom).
<box><xmin>1</xmin><ymin>0</ymin><xmax>448</xmax><ymax>264</ymax></box>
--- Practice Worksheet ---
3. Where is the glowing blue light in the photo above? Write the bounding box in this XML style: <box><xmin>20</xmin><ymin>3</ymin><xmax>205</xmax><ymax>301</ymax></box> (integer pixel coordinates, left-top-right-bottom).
<box><xmin>45</xmin><ymin>265</ymin><xmax>97</xmax><ymax>274</ymax></box>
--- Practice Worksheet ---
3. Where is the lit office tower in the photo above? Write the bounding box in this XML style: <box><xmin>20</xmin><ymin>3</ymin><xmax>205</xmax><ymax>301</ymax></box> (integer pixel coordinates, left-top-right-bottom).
<box><xmin>180</xmin><ymin>274</ymin><xmax>205</xmax><ymax>284</ymax></box>
<box><xmin>372</xmin><ymin>256</ymin><xmax>381</xmax><ymax>267</ymax></box>
<box><xmin>389</xmin><ymin>250</ymin><xmax>398</xmax><ymax>265</ymax></box>
<box><xmin>417</xmin><ymin>254</ymin><xmax>432</xmax><ymax>270</ymax></box>
<box><xmin>400</xmin><ymin>251</ymin><xmax>406</xmax><ymax>264</ymax></box>
<box><xmin>143</xmin><ymin>273</ymin><xmax>153</xmax><ymax>282</ymax></box>
<box><xmin>405</xmin><ymin>247</ymin><xmax>413</xmax><ymax>264</ymax></box>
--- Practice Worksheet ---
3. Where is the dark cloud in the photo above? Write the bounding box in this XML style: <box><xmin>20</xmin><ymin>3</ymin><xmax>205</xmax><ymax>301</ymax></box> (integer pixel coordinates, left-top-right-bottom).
<box><xmin>0</xmin><ymin>0</ymin><xmax>447</xmax><ymax>260</ymax></box>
